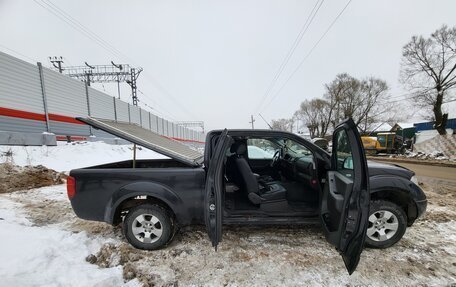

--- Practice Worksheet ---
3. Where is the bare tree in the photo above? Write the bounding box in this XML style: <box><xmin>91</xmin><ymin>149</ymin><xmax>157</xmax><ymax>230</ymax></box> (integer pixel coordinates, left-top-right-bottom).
<box><xmin>356</xmin><ymin>77</ymin><xmax>391</xmax><ymax>133</ymax></box>
<box><xmin>275</xmin><ymin>73</ymin><xmax>390</xmax><ymax>137</ymax></box>
<box><xmin>400</xmin><ymin>25</ymin><xmax>456</xmax><ymax>135</ymax></box>
<box><xmin>297</xmin><ymin>99</ymin><xmax>329</xmax><ymax>138</ymax></box>
<box><xmin>271</xmin><ymin>118</ymin><xmax>293</xmax><ymax>132</ymax></box>
<box><xmin>324</xmin><ymin>73</ymin><xmax>390</xmax><ymax>133</ymax></box>
<box><xmin>324</xmin><ymin>73</ymin><xmax>360</xmax><ymax>129</ymax></box>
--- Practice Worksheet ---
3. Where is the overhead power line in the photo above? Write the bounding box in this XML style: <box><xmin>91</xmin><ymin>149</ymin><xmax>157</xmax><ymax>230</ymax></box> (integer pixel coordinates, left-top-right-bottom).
<box><xmin>138</xmin><ymin>100</ymin><xmax>176</xmax><ymax>122</ymax></box>
<box><xmin>33</xmin><ymin>0</ymin><xmax>124</xmax><ymax>61</ymax></box>
<box><xmin>254</xmin><ymin>0</ymin><xmax>324</xmax><ymax>113</ymax></box>
<box><xmin>138</xmin><ymin>89</ymin><xmax>179</xmax><ymax>121</ymax></box>
<box><xmin>0</xmin><ymin>44</ymin><xmax>39</xmax><ymax>63</ymax></box>
<box><xmin>386</xmin><ymin>94</ymin><xmax>456</xmax><ymax>104</ymax></box>
<box><xmin>140</xmin><ymin>70</ymin><xmax>200</xmax><ymax>120</ymax></box>
<box><xmin>44</xmin><ymin>0</ymin><xmax>136</xmax><ymax>63</ymax></box>
<box><xmin>260</xmin><ymin>0</ymin><xmax>352</xmax><ymax>112</ymax></box>
<box><xmin>33</xmin><ymin>0</ymin><xmax>198</xmax><ymax>120</ymax></box>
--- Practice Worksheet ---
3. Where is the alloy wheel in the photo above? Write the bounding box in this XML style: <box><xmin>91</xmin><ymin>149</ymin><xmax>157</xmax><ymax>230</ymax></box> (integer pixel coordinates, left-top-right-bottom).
<box><xmin>366</xmin><ymin>210</ymin><xmax>399</xmax><ymax>242</ymax></box>
<box><xmin>131</xmin><ymin>214</ymin><xmax>163</xmax><ymax>243</ymax></box>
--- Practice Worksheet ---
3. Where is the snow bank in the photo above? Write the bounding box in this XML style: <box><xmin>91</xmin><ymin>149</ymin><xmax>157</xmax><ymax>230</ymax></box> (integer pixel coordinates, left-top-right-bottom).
<box><xmin>413</xmin><ymin>132</ymin><xmax>456</xmax><ymax>160</ymax></box>
<box><xmin>0</xmin><ymin>189</ymin><xmax>128</xmax><ymax>286</ymax></box>
<box><xmin>415</xmin><ymin>129</ymin><xmax>454</xmax><ymax>144</ymax></box>
<box><xmin>0</xmin><ymin>141</ymin><xmax>166</xmax><ymax>172</ymax></box>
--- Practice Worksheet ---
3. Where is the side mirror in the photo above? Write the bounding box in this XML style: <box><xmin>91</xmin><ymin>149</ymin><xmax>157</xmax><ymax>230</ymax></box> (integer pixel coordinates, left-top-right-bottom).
<box><xmin>343</xmin><ymin>156</ymin><xmax>354</xmax><ymax>170</ymax></box>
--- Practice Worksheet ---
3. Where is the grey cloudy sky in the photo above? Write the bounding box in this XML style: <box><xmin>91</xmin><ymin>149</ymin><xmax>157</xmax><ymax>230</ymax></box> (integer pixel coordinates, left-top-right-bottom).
<box><xmin>1</xmin><ymin>0</ymin><xmax>455</xmax><ymax>130</ymax></box>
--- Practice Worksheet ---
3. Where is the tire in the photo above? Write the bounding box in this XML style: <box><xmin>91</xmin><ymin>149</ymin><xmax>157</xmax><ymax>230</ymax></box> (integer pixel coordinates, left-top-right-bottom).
<box><xmin>123</xmin><ymin>204</ymin><xmax>173</xmax><ymax>250</ymax></box>
<box><xmin>365</xmin><ymin>200</ymin><xmax>407</xmax><ymax>249</ymax></box>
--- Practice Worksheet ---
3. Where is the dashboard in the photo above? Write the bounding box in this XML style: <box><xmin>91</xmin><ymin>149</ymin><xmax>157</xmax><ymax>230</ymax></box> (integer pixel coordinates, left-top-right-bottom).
<box><xmin>281</xmin><ymin>153</ymin><xmax>314</xmax><ymax>183</ymax></box>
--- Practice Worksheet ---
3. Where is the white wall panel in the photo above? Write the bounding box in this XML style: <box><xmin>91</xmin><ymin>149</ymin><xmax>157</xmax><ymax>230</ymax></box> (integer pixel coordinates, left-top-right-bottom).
<box><xmin>157</xmin><ymin>117</ymin><xmax>163</xmax><ymax>135</ymax></box>
<box><xmin>43</xmin><ymin>67</ymin><xmax>88</xmax><ymax>116</ymax></box>
<box><xmin>168</xmin><ymin>122</ymin><xmax>174</xmax><ymax>137</ymax></box>
<box><xmin>115</xmin><ymin>99</ymin><xmax>129</xmax><ymax>122</ymax></box>
<box><xmin>0</xmin><ymin>51</ymin><xmax>44</xmax><ymax>114</ymax></box>
<box><xmin>0</xmin><ymin>52</ymin><xmax>205</xmax><ymax>142</ymax></box>
<box><xmin>150</xmin><ymin>114</ymin><xmax>158</xmax><ymax>132</ymax></box>
<box><xmin>163</xmin><ymin>119</ymin><xmax>169</xmax><ymax>136</ymax></box>
<box><xmin>0</xmin><ymin>116</ymin><xmax>46</xmax><ymax>133</ymax></box>
<box><xmin>140</xmin><ymin>108</ymin><xmax>149</xmax><ymax>129</ymax></box>
<box><xmin>129</xmin><ymin>105</ymin><xmax>141</xmax><ymax>125</ymax></box>
<box><xmin>88</xmin><ymin>87</ymin><xmax>115</xmax><ymax>120</ymax></box>
<box><xmin>50</xmin><ymin>121</ymin><xmax>90</xmax><ymax>136</ymax></box>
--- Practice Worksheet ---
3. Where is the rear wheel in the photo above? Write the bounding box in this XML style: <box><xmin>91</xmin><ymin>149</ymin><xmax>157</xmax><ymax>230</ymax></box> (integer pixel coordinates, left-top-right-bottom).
<box><xmin>123</xmin><ymin>204</ymin><xmax>173</xmax><ymax>250</ymax></box>
<box><xmin>365</xmin><ymin>200</ymin><xmax>407</xmax><ymax>249</ymax></box>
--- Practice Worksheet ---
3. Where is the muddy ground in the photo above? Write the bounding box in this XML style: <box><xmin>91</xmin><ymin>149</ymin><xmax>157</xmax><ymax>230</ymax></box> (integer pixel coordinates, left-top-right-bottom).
<box><xmin>3</xmin><ymin>176</ymin><xmax>456</xmax><ymax>286</ymax></box>
<box><xmin>0</xmin><ymin>163</ymin><xmax>65</xmax><ymax>194</ymax></box>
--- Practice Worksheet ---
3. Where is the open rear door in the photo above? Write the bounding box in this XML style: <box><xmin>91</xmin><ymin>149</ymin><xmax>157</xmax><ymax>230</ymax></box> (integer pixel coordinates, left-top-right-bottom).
<box><xmin>320</xmin><ymin>118</ymin><xmax>369</xmax><ymax>274</ymax></box>
<box><xmin>204</xmin><ymin>129</ymin><xmax>232</xmax><ymax>250</ymax></box>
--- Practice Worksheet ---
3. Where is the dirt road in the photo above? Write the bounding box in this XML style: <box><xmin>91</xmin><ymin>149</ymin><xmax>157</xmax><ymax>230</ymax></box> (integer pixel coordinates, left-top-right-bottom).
<box><xmin>375</xmin><ymin>160</ymin><xmax>456</xmax><ymax>181</ymax></box>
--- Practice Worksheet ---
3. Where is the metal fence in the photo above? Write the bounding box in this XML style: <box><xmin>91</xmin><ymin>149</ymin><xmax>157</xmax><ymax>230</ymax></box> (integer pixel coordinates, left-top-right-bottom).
<box><xmin>414</xmin><ymin>119</ymin><xmax>456</xmax><ymax>132</ymax></box>
<box><xmin>0</xmin><ymin>51</ymin><xmax>205</xmax><ymax>143</ymax></box>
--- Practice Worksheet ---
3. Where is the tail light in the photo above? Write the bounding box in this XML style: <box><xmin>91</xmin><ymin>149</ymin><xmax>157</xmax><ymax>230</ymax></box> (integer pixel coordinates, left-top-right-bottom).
<box><xmin>67</xmin><ymin>176</ymin><xmax>76</xmax><ymax>199</ymax></box>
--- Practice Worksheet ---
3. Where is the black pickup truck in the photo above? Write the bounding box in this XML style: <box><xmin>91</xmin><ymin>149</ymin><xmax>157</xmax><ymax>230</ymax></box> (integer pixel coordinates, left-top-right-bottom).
<box><xmin>68</xmin><ymin>117</ymin><xmax>427</xmax><ymax>274</ymax></box>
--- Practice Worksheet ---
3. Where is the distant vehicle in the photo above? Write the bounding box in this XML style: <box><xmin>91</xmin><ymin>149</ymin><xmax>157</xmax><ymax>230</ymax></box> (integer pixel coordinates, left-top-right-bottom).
<box><xmin>311</xmin><ymin>137</ymin><xmax>329</xmax><ymax>151</ymax></box>
<box><xmin>298</xmin><ymin>133</ymin><xmax>311</xmax><ymax>140</ymax></box>
<box><xmin>362</xmin><ymin>133</ymin><xmax>404</xmax><ymax>154</ymax></box>
<box><xmin>68</xmin><ymin>118</ymin><xmax>427</xmax><ymax>275</ymax></box>
<box><xmin>361</xmin><ymin>136</ymin><xmax>378</xmax><ymax>155</ymax></box>
<box><xmin>376</xmin><ymin>132</ymin><xmax>403</xmax><ymax>153</ymax></box>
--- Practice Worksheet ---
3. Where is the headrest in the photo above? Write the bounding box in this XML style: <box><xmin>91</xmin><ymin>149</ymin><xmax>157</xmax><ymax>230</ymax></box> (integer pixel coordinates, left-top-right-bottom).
<box><xmin>230</xmin><ymin>142</ymin><xmax>247</xmax><ymax>155</ymax></box>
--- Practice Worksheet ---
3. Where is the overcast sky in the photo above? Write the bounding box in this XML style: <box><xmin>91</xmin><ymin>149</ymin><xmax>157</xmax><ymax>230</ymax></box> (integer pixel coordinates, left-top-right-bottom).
<box><xmin>1</xmin><ymin>0</ymin><xmax>455</xmax><ymax>130</ymax></box>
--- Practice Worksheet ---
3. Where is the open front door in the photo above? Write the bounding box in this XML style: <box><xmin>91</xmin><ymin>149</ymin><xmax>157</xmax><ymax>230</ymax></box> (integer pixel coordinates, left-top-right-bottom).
<box><xmin>320</xmin><ymin>118</ymin><xmax>369</xmax><ymax>274</ymax></box>
<box><xmin>204</xmin><ymin>129</ymin><xmax>232</xmax><ymax>250</ymax></box>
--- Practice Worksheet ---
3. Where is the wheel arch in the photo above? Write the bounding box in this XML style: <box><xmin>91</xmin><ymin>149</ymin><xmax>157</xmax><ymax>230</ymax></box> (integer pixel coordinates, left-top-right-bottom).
<box><xmin>369</xmin><ymin>175</ymin><xmax>420</xmax><ymax>226</ymax></box>
<box><xmin>105</xmin><ymin>181</ymin><xmax>183</xmax><ymax>225</ymax></box>
<box><xmin>370</xmin><ymin>187</ymin><xmax>417</xmax><ymax>226</ymax></box>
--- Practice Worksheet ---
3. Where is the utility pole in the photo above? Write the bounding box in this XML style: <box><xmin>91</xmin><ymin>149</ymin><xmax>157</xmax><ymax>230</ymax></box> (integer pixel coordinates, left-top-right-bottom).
<box><xmin>49</xmin><ymin>56</ymin><xmax>64</xmax><ymax>73</ymax></box>
<box><xmin>111</xmin><ymin>61</ymin><xmax>123</xmax><ymax>99</ymax></box>
<box><xmin>84</xmin><ymin>62</ymin><xmax>95</xmax><ymax>86</ymax></box>
<box><xmin>127</xmin><ymin>67</ymin><xmax>143</xmax><ymax>106</ymax></box>
<box><xmin>249</xmin><ymin>115</ymin><xmax>255</xmax><ymax>129</ymax></box>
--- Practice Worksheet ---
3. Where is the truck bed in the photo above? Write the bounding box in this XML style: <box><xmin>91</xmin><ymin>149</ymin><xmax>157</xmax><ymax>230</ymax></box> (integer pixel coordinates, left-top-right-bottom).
<box><xmin>69</xmin><ymin>159</ymin><xmax>206</xmax><ymax>225</ymax></box>
<box><xmin>85</xmin><ymin>159</ymin><xmax>192</xmax><ymax>169</ymax></box>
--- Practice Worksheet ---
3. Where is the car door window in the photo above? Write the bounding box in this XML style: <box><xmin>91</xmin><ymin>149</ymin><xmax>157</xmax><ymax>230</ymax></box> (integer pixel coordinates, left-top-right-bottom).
<box><xmin>247</xmin><ymin>139</ymin><xmax>275</xmax><ymax>159</ymax></box>
<box><xmin>334</xmin><ymin>129</ymin><xmax>354</xmax><ymax>178</ymax></box>
<box><xmin>285</xmin><ymin>139</ymin><xmax>312</xmax><ymax>157</ymax></box>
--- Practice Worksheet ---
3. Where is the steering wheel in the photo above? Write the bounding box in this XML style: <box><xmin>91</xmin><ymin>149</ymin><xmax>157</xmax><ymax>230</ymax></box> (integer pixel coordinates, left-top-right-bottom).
<box><xmin>270</xmin><ymin>150</ymin><xmax>281</xmax><ymax>167</ymax></box>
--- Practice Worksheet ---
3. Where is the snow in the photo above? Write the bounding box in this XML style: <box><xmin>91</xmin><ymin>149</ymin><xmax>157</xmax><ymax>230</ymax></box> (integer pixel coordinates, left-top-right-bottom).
<box><xmin>0</xmin><ymin>186</ymin><xmax>134</xmax><ymax>287</ymax></box>
<box><xmin>442</xmin><ymin>100</ymin><xmax>455</xmax><ymax>118</ymax></box>
<box><xmin>395</xmin><ymin>122</ymin><xmax>415</xmax><ymax>129</ymax></box>
<box><xmin>0</xmin><ymin>141</ymin><xmax>166</xmax><ymax>172</ymax></box>
<box><xmin>415</xmin><ymin>129</ymin><xmax>454</xmax><ymax>144</ymax></box>
<box><xmin>0</xmin><ymin>141</ymin><xmax>455</xmax><ymax>286</ymax></box>
<box><xmin>368</xmin><ymin>122</ymin><xmax>393</xmax><ymax>132</ymax></box>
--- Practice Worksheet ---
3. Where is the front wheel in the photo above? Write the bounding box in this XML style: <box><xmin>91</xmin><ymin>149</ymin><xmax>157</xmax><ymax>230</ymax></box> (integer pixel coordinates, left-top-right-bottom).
<box><xmin>365</xmin><ymin>200</ymin><xmax>407</xmax><ymax>249</ymax></box>
<box><xmin>123</xmin><ymin>204</ymin><xmax>173</xmax><ymax>250</ymax></box>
